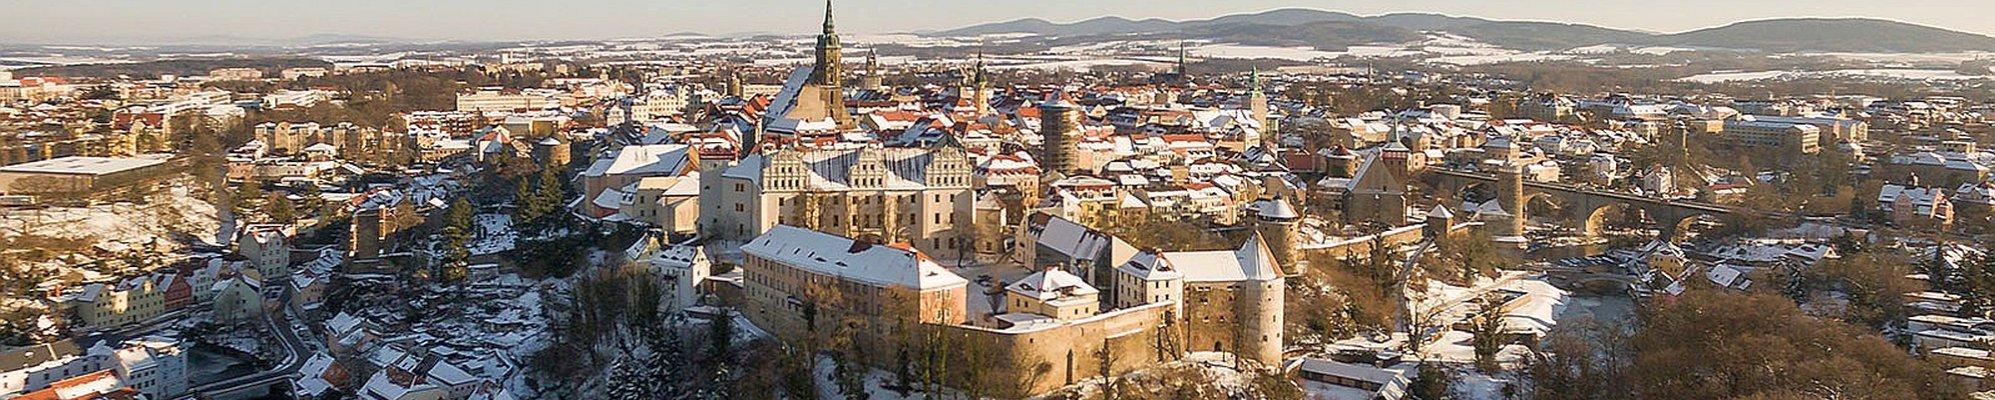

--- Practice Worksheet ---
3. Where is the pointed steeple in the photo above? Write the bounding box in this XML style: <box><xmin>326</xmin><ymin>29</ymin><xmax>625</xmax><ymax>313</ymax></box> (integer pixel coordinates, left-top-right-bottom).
<box><xmin>809</xmin><ymin>0</ymin><xmax>844</xmax><ymax>87</ymax></box>
<box><xmin>822</xmin><ymin>0</ymin><xmax>836</xmax><ymax>34</ymax></box>
<box><xmin>1249</xmin><ymin>67</ymin><xmax>1263</xmax><ymax>95</ymax></box>
<box><xmin>1175</xmin><ymin>41</ymin><xmax>1189</xmax><ymax>76</ymax></box>
<box><xmin>973</xmin><ymin>51</ymin><xmax>987</xmax><ymax>86</ymax></box>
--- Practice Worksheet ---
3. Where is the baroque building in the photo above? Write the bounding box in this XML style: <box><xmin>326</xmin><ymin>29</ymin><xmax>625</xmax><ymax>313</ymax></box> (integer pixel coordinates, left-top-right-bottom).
<box><xmin>699</xmin><ymin>143</ymin><xmax>976</xmax><ymax>257</ymax></box>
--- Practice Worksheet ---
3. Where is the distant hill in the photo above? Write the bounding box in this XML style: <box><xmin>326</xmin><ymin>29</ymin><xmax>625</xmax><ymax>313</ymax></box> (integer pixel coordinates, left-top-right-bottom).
<box><xmin>1450</xmin><ymin>21</ymin><xmax>1653</xmax><ymax>51</ymax></box>
<box><xmin>18</xmin><ymin>57</ymin><xmax>333</xmax><ymax>78</ymax></box>
<box><xmin>933</xmin><ymin>10</ymin><xmax>1995</xmax><ymax>54</ymax></box>
<box><xmin>1648</xmin><ymin>18</ymin><xmax>1995</xmax><ymax>53</ymax></box>
<box><xmin>938</xmin><ymin>16</ymin><xmax>1176</xmax><ymax>37</ymax></box>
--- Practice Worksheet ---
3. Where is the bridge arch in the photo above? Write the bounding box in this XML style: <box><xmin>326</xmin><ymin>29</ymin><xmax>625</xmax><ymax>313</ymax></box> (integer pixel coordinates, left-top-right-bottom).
<box><xmin>1574</xmin><ymin>202</ymin><xmax>1638</xmax><ymax>237</ymax></box>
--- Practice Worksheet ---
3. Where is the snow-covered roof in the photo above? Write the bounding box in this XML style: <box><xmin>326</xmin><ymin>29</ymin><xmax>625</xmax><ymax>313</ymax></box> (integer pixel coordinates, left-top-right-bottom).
<box><xmin>740</xmin><ymin>225</ymin><xmax>968</xmax><ymax>290</ymax></box>
<box><xmin>0</xmin><ymin>155</ymin><xmax>168</xmax><ymax>176</ymax></box>
<box><xmin>582</xmin><ymin>144</ymin><xmax>691</xmax><ymax>178</ymax></box>
<box><xmin>1160</xmin><ymin>233</ymin><xmax>1281</xmax><ymax>282</ymax></box>
<box><xmin>1006</xmin><ymin>269</ymin><xmax>1097</xmax><ymax>301</ymax></box>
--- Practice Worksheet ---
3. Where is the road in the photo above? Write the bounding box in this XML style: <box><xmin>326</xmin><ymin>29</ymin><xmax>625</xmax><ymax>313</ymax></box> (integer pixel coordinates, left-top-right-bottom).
<box><xmin>176</xmin><ymin>308</ymin><xmax>312</xmax><ymax>400</ymax></box>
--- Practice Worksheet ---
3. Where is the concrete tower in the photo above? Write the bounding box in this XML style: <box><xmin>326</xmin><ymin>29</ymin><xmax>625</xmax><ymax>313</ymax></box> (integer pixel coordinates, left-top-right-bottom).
<box><xmin>1039</xmin><ymin>91</ymin><xmax>1080</xmax><ymax>174</ymax></box>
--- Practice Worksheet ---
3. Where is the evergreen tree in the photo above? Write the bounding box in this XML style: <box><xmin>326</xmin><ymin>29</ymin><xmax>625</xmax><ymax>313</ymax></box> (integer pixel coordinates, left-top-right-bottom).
<box><xmin>1407</xmin><ymin>362</ymin><xmax>1455</xmax><ymax>400</ymax></box>
<box><xmin>236</xmin><ymin>180</ymin><xmax>264</xmax><ymax>213</ymax></box>
<box><xmin>833</xmin><ymin>349</ymin><xmax>867</xmax><ymax>400</ymax></box>
<box><xmin>605</xmin><ymin>356</ymin><xmax>650</xmax><ymax>400</ymax></box>
<box><xmin>268</xmin><ymin>196</ymin><xmax>299</xmax><ymax>224</ymax></box>
<box><xmin>441</xmin><ymin>197</ymin><xmax>476</xmax><ymax>271</ymax></box>
<box><xmin>514</xmin><ymin>177</ymin><xmax>542</xmax><ymax>227</ymax></box>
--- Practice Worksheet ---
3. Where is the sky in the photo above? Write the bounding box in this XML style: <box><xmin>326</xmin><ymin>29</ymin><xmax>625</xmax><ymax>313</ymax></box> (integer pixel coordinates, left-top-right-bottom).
<box><xmin>7</xmin><ymin>0</ymin><xmax>1995</xmax><ymax>45</ymax></box>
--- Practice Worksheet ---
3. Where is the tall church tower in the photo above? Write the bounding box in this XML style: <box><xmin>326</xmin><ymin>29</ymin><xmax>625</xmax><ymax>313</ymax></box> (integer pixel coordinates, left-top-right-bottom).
<box><xmin>809</xmin><ymin>0</ymin><xmax>843</xmax><ymax>87</ymax></box>
<box><xmin>860</xmin><ymin>50</ymin><xmax>884</xmax><ymax>91</ymax></box>
<box><xmin>725</xmin><ymin>68</ymin><xmax>744</xmax><ymax>98</ymax></box>
<box><xmin>807</xmin><ymin>0</ymin><xmax>853</xmax><ymax>129</ymax></box>
<box><xmin>1247</xmin><ymin>67</ymin><xmax>1272</xmax><ymax>149</ymax></box>
<box><xmin>971</xmin><ymin>53</ymin><xmax>992</xmax><ymax>116</ymax></box>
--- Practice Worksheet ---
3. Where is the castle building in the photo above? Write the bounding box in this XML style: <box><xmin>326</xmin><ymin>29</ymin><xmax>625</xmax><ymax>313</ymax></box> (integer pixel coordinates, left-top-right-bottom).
<box><xmin>1155</xmin><ymin>233</ymin><xmax>1286</xmax><ymax>364</ymax></box>
<box><xmin>699</xmin><ymin>144</ymin><xmax>975</xmax><ymax>258</ymax></box>
<box><xmin>739</xmin><ymin>224</ymin><xmax>969</xmax><ymax>340</ymax></box>
<box><xmin>742</xmin><ymin>224</ymin><xmax>1286</xmax><ymax>397</ymax></box>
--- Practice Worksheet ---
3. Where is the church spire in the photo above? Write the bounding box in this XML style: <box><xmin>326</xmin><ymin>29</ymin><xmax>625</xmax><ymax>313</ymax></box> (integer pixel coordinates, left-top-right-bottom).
<box><xmin>809</xmin><ymin>0</ymin><xmax>844</xmax><ymax>87</ymax></box>
<box><xmin>1176</xmin><ymin>41</ymin><xmax>1188</xmax><ymax>75</ymax></box>
<box><xmin>1249</xmin><ymin>66</ymin><xmax>1262</xmax><ymax>94</ymax></box>
<box><xmin>822</xmin><ymin>0</ymin><xmax>836</xmax><ymax>34</ymax></box>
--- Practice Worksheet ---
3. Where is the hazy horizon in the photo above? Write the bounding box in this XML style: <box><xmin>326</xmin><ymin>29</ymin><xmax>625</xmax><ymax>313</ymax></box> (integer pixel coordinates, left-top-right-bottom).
<box><xmin>8</xmin><ymin>0</ymin><xmax>1995</xmax><ymax>45</ymax></box>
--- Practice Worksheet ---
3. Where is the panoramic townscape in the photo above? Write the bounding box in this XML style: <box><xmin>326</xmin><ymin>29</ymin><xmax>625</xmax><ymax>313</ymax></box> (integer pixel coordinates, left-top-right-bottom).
<box><xmin>3</xmin><ymin>1</ymin><xmax>1995</xmax><ymax>399</ymax></box>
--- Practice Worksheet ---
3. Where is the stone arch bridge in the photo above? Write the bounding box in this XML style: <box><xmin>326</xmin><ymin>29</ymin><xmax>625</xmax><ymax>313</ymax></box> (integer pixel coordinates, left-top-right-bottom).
<box><xmin>1425</xmin><ymin>168</ymin><xmax>1735</xmax><ymax>240</ymax></box>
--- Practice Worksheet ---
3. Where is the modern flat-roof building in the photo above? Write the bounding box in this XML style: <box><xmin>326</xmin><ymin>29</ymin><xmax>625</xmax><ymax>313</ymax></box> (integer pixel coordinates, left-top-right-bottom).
<box><xmin>0</xmin><ymin>155</ymin><xmax>174</xmax><ymax>196</ymax></box>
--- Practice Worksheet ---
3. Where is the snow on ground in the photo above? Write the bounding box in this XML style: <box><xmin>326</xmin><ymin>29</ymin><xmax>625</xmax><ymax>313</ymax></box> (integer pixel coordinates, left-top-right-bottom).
<box><xmin>986</xmin><ymin>58</ymin><xmax>1168</xmax><ymax>71</ymax></box>
<box><xmin>1192</xmin><ymin>43</ymin><xmax>1346</xmax><ymax>61</ymax></box>
<box><xmin>1426</xmin><ymin>52</ymin><xmax>1575</xmax><ymax>65</ymax></box>
<box><xmin>0</xmin><ymin>183</ymin><xmax>222</xmax><ymax>267</ymax></box>
<box><xmin>1565</xmin><ymin>44</ymin><xmax>1621</xmax><ymax>54</ymax></box>
<box><xmin>1632</xmin><ymin>46</ymin><xmax>1695</xmax><ymax>55</ymax></box>
<box><xmin>810</xmin><ymin>355</ymin><xmax>951</xmax><ymax>400</ymax></box>
<box><xmin>470</xmin><ymin>213</ymin><xmax>517</xmax><ymax>256</ymax></box>
<box><xmin>1808</xmin><ymin>51</ymin><xmax>1995</xmax><ymax>63</ymax></box>
<box><xmin>1677</xmin><ymin>68</ymin><xmax>1993</xmax><ymax>83</ymax></box>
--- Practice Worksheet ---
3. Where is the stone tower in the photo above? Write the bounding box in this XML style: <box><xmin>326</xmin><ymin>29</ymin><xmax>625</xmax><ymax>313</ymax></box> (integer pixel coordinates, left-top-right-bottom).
<box><xmin>697</xmin><ymin>148</ymin><xmax>743</xmax><ymax>238</ymax></box>
<box><xmin>860</xmin><ymin>50</ymin><xmax>884</xmax><ymax>91</ymax></box>
<box><xmin>1039</xmin><ymin>91</ymin><xmax>1081</xmax><ymax>174</ymax></box>
<box><xmin>532</xmin><ymin>136</ymin><xmax>570</xmax><ymax>167</ymax></box>
<box><xmin>971</xmin><ymin>53</ymin><xmax>992</xmax><ymax>116</ymax></box>
<box><xmin>725</xmin><ymin>68</ymin><xmax>743</xmax><ymax>98</ymax></box>
<box><xmin>1497</xmin><ymin>163</ymin><xmax>1527</xmax><ymax>238</ymax></box>
<box><xmin>807</xmin><ymin>0</ymin><xmax>852</xmax><ymax>128</ymax></box>
<box><xmin>1236</xmin><ymin>233</ymin><xmax>1287</xmax><ymax>366</ymax></box>
<box><xmin>808</xmin><ymin>0</ymin><xmax>843</xmax><ymax>87</ymax></box>
<box><xmin>1247</xmin><ymin>67</ymin><xmax>1272</xmax><ymax>149</ymax></box>
<box><xmin>1253</xmin><ymin>194</ymin><xmax>1301</xmax><ymax>270</ymax></box>
<box><xmin>1175</xmin><ymin>41</ymin><xmax>1190</xmax><ymax>85</ymax></box>
<box><xmin>1424</xmin><ymin>204</ymin><xmax>1456</xmax><ymax>240</ymax></box>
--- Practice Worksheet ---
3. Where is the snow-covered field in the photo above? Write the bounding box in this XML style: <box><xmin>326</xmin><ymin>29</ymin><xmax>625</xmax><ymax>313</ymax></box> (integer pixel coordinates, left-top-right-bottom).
<box><xmin>1676</xmin><ymin>68</ymin><xmax>1994</xmax><ymax>83</ymax></box>
<box><xmin>1192</xmin><ymin>43</ymin><xmax>1347</xmax><ymax>61</ymax></box>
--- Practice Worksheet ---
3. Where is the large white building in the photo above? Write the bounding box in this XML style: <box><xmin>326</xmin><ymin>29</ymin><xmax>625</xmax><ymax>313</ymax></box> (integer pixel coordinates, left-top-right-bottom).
<box><xmin>700</xmin><ymin>144</ymin><xmax>975</xmax><ymax>258</ymax></box>
<box><xmin>1723</xmin><ymin>116</ymin><xmax>1823</xmax><ymax>154</ymax></box>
